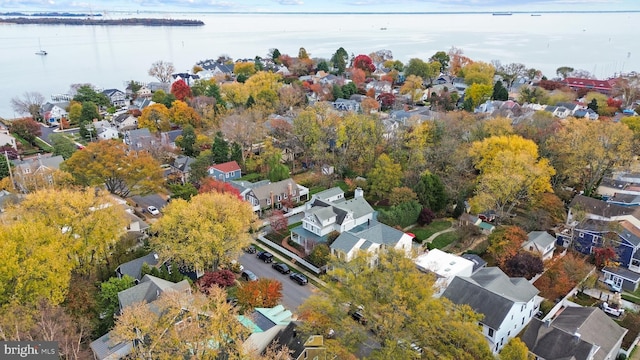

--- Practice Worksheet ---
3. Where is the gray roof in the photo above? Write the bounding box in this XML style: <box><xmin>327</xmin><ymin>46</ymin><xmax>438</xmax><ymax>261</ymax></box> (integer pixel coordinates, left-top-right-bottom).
<box><xmin>117</xmin><ymin>274</ymin><xmax>190</xmax><ymax>310</ymax></box>
<box><xmin>608</xmin><ymin>193</ymin><xmax>640</xmax><ymax>205</ymax></box>
<box><xmin>521</xmin><ymin>307</ymin><xmax>627</xmax><ymax>360</ymax></box>
<box><xmin>312</xmin><ymin>187</ymin><xmax>344</xmax><ymax>202</ymax></box>
<box><xmin>441</xmin><ymin>267</ymin><xmax>539</xmax><ymax>330</ymax></box>
<box><xmin>251</xmin><ymin>178</ymin><xmax>298</xmax><ymax>201</ymax></box>
<box><xmin>265</xmin><ymin>322</ymin><xmax>306</xmax><ymax>359</ymax></box>
<box><xmin>164</xmin><ymin>129</ymin><xmax>183</xmax><ymax>143</ymax></box>
<box><xmin>13</xmin><ymin>154</ymin><xmax>64</xmax><ymax>171</ymax></box>
<box><xmin>602</xmin><ymin>266</ymin><xmax>640</xmax><ymax>283</ymax></box>
<box><xmin>331</xmin><ymin>222</ymin><xmax>406</xmax><ymax>253</ymax></box>
<box><xmin>525</xmin><ymin>231</ymin><xmax>556</xmax><ymax>249</ymax></box>
<box><xmin>173</xmin><ymin>155</ymin><xmax>196</xmax><ymax>172</ymax></box>
<box><xmin>331</xmin><ymin>231</ymin><xmax>362</xmax><ymax>253</ymax></box>
<box><xmin>461</xmin><ymin>253</ymin><xmax>487</xmax><ymax>273</ymax></box>
<box><xmin>89</xmin><ymin>332</ymin><xmax>133</xmax><ymax>360</ymax></box>
<box><xmin>333</xmin><ymin>197</ymin><xmax>374</xmax><ymax>223</ymax></box>
<box><xmin>570</xmin><ymin>195</ymin><xmax>638</xmax><ymax>219</ymax></box>
<box><xmin>116</xmin><ymin>252</ymin><xmax>159</xmax><ymax>281</ymax></box>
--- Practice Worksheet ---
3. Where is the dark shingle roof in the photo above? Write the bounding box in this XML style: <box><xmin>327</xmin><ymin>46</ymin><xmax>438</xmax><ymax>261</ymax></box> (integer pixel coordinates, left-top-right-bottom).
<box><xmin>115</xmin><ymin>252</ymin><xmax>159</xmax><ymax>280</ymax></box>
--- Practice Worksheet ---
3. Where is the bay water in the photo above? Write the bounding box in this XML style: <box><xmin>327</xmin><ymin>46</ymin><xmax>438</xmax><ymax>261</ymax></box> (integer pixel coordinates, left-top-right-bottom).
<box><xmin>0</xmin><ymin>11</ymin><xmax>638</xmax><ymax>118</ymax></box>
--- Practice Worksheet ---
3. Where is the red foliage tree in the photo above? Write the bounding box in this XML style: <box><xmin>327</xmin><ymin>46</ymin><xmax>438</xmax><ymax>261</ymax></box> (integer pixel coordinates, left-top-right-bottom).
<box><xmin>129</xmin><ymin>109</ymin><xmax>142</xmax><ymax>117</ymax></box>
<box><xmin>270</xmin><ymin>210</ymin><xmax>288</xmax><ymax>234</ymax></box>
<box><xmin>538</xmin><ymin>80</ymin><xmax>567</xmax><ymax>91</ymax></box>
<box><xmin>199</xmin><ymin>178</ymin><xmax>242</xmax><ymax>199</ymax></box>
<box><xmin>377</xmin><ymin>92</ymin><xmax>396</xmax><ymax>110</ymax></box>
<box><xmin>10</xmin><ymin>117</ymin><xmax>42</xmax><ymax>144</ymax></box>
<box><xmin>594</xmin><ymin>247</ymin><xmax>617</xmax><ymax>268</ymax></box>
<box><xmin>418</xmin><ymin>208</ymin><xmax>435</xmax><ymax>226</ymax></box>
<box><xmin>0</xmin><ymin>145</ymin><xmax>19</xmax><ymax>160</ymax></box>
<box><xmin>278</xmin><ymin>54</ymin><xmax>293</xmax><ymax>68</ymax></box>
<box><xmin>504</xmin><ymin>252</ymin><xmax>544</xmax><ymax>279</ymax></box>
<box><xmin>353</xmin><ymin>54</ymin><xmax>376</xmax><ymax>73</ymax></box>
<box><xmin>170</xmin><ymin>79</ymin><xmax>192</xmax><ymax>101</ymax></box>
<box><xmin>607</xmin><ymin>97</ymin><xmax>623</xmax><ymax>110</ymax></box>
<box><xmin>351</xmin><ymin>68</ymin><xmax>366</xmax><ymax>88</ymax></box>
<box><xmin>197</xmin><ymin>270</ymin><xmax>236</xmax><ymax>292</ymax></box>
<box><xmin>237</xmin><ymin>278</ymin><xmax>283</xmax><ymax>309</ymax></box>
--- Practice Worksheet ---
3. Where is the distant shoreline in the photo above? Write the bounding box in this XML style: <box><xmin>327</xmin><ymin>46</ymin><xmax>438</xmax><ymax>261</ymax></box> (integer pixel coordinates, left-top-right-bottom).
<box><xmin>0</xmin><ymin>17</ymin><xmax>205</xmax><ymax>26</ymax></box>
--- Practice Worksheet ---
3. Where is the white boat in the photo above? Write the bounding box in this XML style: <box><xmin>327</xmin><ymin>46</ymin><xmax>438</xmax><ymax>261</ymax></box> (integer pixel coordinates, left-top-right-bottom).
<box><xmin>35</xmin><ymin>50</ymin><xmax>47</xmax><ymax>55</ymax></box>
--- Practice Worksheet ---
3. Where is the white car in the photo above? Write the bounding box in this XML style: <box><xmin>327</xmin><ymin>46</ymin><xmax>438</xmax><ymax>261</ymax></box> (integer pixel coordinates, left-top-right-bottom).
<box><xmin>147</xmin><ymin>206</ymin><xmax>160</xmax><ymax>215</ymax></box>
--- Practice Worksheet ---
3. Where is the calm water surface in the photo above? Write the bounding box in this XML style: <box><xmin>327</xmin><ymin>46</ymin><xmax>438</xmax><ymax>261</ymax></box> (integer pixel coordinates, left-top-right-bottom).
<box><xmin>0</xmin><ymin>12</ymin><xmax>638</xmax><ymax>118</ymax></box>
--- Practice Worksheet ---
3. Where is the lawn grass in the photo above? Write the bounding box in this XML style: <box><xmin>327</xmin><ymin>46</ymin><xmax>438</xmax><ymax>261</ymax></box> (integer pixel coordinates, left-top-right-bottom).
<box><xmin>287</xmin><ymin>221</ymin><xmax>302</xmax><ymax>230</ymax></box>
<box><xmin>570</xmin><ymin>292</ymin><xmax>599</xmax><ymax>307</ymax></box>
<box><xmin>428</xmin><ymin>231</ymin><xmax>460</xmax><ymax>250</ymax></box>
<box><xmin>33</xmin><ymin>137</ymin><xmax>53</xmax><ymax>152</ymax></box>
<box><xmin>238</xmin><ymin>173</ymin><xmax>262</xmax><ymax>182</ymax></box>
<box><xmin>412</xmin><ymin>220</ymin><xmax>452</xmax><ymax>241</ymax></box>
<box><xmin>616</xmin><ymin>311</ymin><xmax>640</xmax><ymax>350</ymax></box>
<box><xmin>309</xmin><ymin>186</ymin><xmax>328</xmax><ymax>195</ymax></box>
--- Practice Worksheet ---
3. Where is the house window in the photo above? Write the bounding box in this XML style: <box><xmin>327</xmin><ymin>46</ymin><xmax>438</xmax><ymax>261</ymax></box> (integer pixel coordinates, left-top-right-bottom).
<box><xmin>277</xmin><ymin>195</ymin><xmax>281</xmax><ymax>201</ymax></box>
<box><xmin>284</xmin><ymin>193</ymin><xmax>288</xmax><ymax>199</ymax></box>
<box><xmin>488</xmin><ymin>328</ymin><xmax>494</xmax><ymax>338</ymax></box>
<box><xmin>266</xmin><ymin>199</ymin><xmax>271</xmax><ymax>205</ymax></box>
<box><xmin>226</xmin><ymin>173</ymin><xmax>230</xmax><ymax>178</ymax></box>
<box><xmin>579</xmin><ymin>232</ymin><xmax>584</xmax><ymax>238</ymax></box>
<box><xmin>522</xmin><ymin>318</ymin><xmax>525</xmax><ymax>325</ymax></box>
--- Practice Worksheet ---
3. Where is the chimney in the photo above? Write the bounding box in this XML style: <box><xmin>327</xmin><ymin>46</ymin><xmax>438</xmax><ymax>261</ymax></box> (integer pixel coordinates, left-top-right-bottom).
<box><xmin>354</xmin><ymin>187</ymin><xmax>364</xmax><ymax>199</ymax></box>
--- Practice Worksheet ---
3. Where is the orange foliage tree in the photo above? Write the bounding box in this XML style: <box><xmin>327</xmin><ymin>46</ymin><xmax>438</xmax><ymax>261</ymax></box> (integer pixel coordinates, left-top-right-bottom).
<box><xmin>534</xmin><ymin>252</ymin><xmax>592</xmax><ymax>300</ymax></box>
<box><xmin>198</xmin><ymin>178</ymin><xmax>242</xmax><ymax>199</ymax></box>
<box><xmin>351</xmin><ymin>68</ymin><xmax>366</xmax><ymax>89</ymax></box>
<box><xmin>237</xmin><ymin>278</ymin><xmax>283</xmax><ymax>309</ymax></box>
<box><xmin>487</xmin><ymin>225</ymin><xmax>528</xmax><ymax>267</ymax></box>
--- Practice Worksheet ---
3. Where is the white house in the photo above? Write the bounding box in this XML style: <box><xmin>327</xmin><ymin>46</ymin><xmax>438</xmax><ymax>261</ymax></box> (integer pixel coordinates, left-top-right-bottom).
<box><xmin>330</xmin><ymin>221</ymin><xmax>414</xmax><ymax>265</ymax></box>
<box><xmin>522</xmin><ymin>231</ymin><xmax>556</xmax><ymax>261</ymax></box>
<box><xmin>442</xmin><ymin>267</ymin><xmax>541</xmax><ymax>354</ymax></box>
<box><xmin>414</xmin><ymin>249</ymin><xmax>475</xmax><ymax>296</ymax></box>
<box><xmin>93</xmin><ymin>121</ymin><xmax>120</xmax><ymax>140</ymax></box>
<box><xmin>0</xmin><ymin>128</ymin><xmax>17</xmax><ymax>150</ymax></box>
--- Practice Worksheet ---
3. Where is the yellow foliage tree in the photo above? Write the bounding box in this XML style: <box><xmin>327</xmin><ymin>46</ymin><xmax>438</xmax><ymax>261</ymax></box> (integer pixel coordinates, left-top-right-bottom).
<box><xmin>233</xmin><ymin>61</ymin><xmax>257</xmax><ymax>78</ymax></box>
<box><xmin>150</xmin><ymin>192</ymin><xmax>258</xmax><ymax>272</ymax></box>
<box><xmin>138</xmin><ymin>103</ymin><xmax>170</xmax><ymax>133</ymax></box>
<box><xmin>63</xmin><ymin>140</ymin><xmax>164</xmax><ymax>197</ymax></box>
<box><xmin>368</xmin><ymin>154</ymin><xmax>402</xmax><ymax>199</ymax></box>
<box><xmin>466</xmin><ymin>83</ymin><xmax>493</xmax><ymax>108</ymax></box>
<box><xmin>469</xmin><ymin>135</ymin><xmax>555</xmax><ymax>218</ymax></box>
<box><xmin>169</xmin><ymin>100</ymin><xmax>201</xmax><ymax>128</ymax></box>
<box><xmin>400</xmin><ymin>74</ymin><xmax>424</xmax><ymax>104</ymax></box>
<box><xmin>462</xmin><ymin>61</ymin><xmax>495</xmax><ymax>86</ymax></box>
<box><xmin>220</xmin><ymin>82</ymin><xmax>249</xmax><ymax>107</ymax></box>
<box><xmin>499</xmin><ymin>337</ymin><xmax>529</xmax><ymax>360</ymax></box>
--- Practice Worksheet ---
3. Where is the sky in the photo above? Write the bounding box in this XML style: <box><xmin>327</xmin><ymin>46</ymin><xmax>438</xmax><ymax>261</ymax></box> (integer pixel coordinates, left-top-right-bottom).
<box><xmin>1</xmin><ymin>0</ymin><xmax>640</xmax><ymax>13</ymax></box>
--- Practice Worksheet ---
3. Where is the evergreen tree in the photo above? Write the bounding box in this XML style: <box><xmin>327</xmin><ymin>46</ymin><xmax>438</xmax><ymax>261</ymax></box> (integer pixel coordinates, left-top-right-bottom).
<box><xmin>492</xmin><ymin>80</ymin><xmax>509</xmax><ymax>101</ymax></box>
<box><xmin>230</xmin><ymin>142</ymin><xmax>243</xmax><ymax>164</ymax></box>
<box><xmin>414</xmin><ymin>172</ymin><xmax>448</xmax><ymax>212</ymax></box>
<box><xmin>176</xmin><ymin>125</ymin><xmax>197</xmax><ymax>157</ymax></box>
<box><xmin>205</xmin><ymin>83</ymin><xmax>226</xmax><ymax>108</ymax></box>
<box><xmin>316</xmin><ymin>60</ymin><xmax>330</xmax><ymax>73</ymax></box>
<box><xmin>245</xmin><ymin>94</ymin><xmax>255</xmax><ymax>107</ymax></box>
<box><xmin>588</xmin><ymin>98</ymin><xmax>599</xmax><ymax>112</ymax></box>
<box><xmin>332</xmin><ymin>84</ymin><xmax>344</xmax><ymax>100</ymax></box>
<box><xmin>211</xmin><ymin>132</ymin><xmax>230</xmax><ymax>164</ymax></box>
<box><xmin>271</xmin><ymin>48</ymin><xmax>281</xmax><ymax>63</ymax></box>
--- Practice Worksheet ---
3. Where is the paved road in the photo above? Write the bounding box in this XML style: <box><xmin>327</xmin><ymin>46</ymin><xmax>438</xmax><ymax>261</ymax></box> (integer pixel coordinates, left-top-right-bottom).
<box><xmin>39</xmin><ymin>125</ymin><xmax>79</xmax><ymax>145</ymax></box>
<box><xmin>240</xmin><ymin>252</ymin><xmax>317</xmax><ymax>313</ymax></box>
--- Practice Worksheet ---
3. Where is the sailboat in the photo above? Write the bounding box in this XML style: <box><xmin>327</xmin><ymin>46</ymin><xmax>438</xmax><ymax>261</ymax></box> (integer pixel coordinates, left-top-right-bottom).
<box><xmin>35</xmin><ymin>38</ymin><xmax>47</xmax><ymax>55</ymax></box>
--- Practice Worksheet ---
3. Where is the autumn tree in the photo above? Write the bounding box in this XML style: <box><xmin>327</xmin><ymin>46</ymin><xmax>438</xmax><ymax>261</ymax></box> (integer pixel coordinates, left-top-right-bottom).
<box><xmin>112</xmin><ymin>287</ymin><xmax>249</xmax><ymax>359</ymax></box>
<box><xmin>138</xmin><ymin>103</ymin><xmax>171</xmax><ymax>132</ymax></box>
<box><xmin>198</xmin><ymin>178</ymin><xmax>242</xmax><ymax>199</ymax></box>
<box><xmin>500</xmin><ymin>337</ymin><xmax>529</xmax><ymax>360</ymax></box>
<box><xmin>488</xmin><ymin>226</ymin><xmax>528</xmax><ymax>267</ymax></box>
<box><xmin>10</xmin><ymin>91</ymin><xmax>45</xmax><ymax>120</ymax></box>
<box><xmin>234</xmin><ymin>61</ymin><xmax>257</xmax><ymax>79</ymax></box>
<box><xmin>518</xmin><ymin>85</ymin><xmax>549</xmax><ymax>104</ymax></box>
<box><xmin>389</xmin><ymin>186</ymin><xmax>418</xmax><ymax>206</ymax></box>
<box><xmin>361</xmin><ymin>97</ymin><xmax>380</xmax><ymax>113</ymax></box>
<box><xmin>300</xmin><ymin>250</ymin><xmax>494</xmax><ymax>360</ymax></box>
<box><xmin>237</xmin><ymin>278</ymin><xmax>283</xmax><ymax>309</ymax></box>
<box><xmin>352</xmin><ymin>54</ymin><xmax>375</xmax><ymax>73</ymax></box>
<box><xmin>400</xmin><ymin>74</ymin><xmax>424</xmax><ymax>104</ymax></box>
<box><xmin>148</xmin><ymin>60</ymin><xmax>175</xmax><ymax>83</ymax></box>
<box><xmin>10</xmin><ymin>117</ymin><xmax>41</xmax><ymax>144</ymax></box>
<box><xmin>169</xmin><ymin>100</ymin><xmax>201</xmax><ymax>127</ymax></box>
<box><xmin>504</xmin><ymin>252</ymin><xmax>544</xmax><ymax>279</ymax></box>
<box><xmin>170</xmin><ymin>79</ymin><xmax>192</xmax><ymax>101</ymax></box>
<box><xmin>466</xmin><ymin>83</ymin><xmax>493</xmax><ymax>109</ymax></box>
<box><xmin>63</xmin><ymin>140</ymin><xmax>164</xmax><ymax>197</ymax></box>
<box><xmin>430</xmin><ymin>51</ymin><xmax>450</xmax><ymax>72</ymax></box>
<box><xmin>448</xmin><ymin>46</ymin><xmax>473</xmax><ymax>76</ymax></box>
<box><xmin>593</xmin><ymin>247</ymin><xmax>618</xmax><ymax>268</ymax></box>
<box><xmin>336</xmin><ymin>113</ymin><xmax>384</xmax><ymax>174</ymax></box>
<box><xmin>534</xmin><ymin>252</ymin><xmax>592</xmax><ymax>300</ymax></box>
<box><xmin>469</xmin><ymin>135</ymin><xmax>555</xmax><ymax>218</ymax></box>
<box><xmin>270</xmin><ymin>210</ymin><xmax>288</xmax><ymax>234</ymax></box>
<box><xmin>197</xmin><ymin>270</ymin><xmax>236</xmax><ymax>291</ymax></box>
<box><xmin>150</xmin><ymin>192</ymin><xmax>257</xmax><ymax>272</ymax></box>
<box><xmin>546</xmin><ymin>119</ymin><xmax>633</xmax><ymax>196</ymax></box>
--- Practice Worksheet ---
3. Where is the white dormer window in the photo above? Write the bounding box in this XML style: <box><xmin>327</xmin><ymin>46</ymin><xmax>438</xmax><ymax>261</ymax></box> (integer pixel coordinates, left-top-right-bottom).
<box><xmin>266</xmin><ymin>198</ymin><xmax>271</xmax><ymax>205</ymax></box>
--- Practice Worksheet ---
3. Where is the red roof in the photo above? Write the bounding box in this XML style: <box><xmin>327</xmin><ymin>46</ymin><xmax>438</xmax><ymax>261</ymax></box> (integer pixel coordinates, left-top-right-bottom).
<box><xmin>563</xmin><ymin>77</ymin><xmax>613</xmax><ymax>91</ymax></box>
<box><xmin>210</xmin><ymin>160</ymin><xmax>241</xmax><ymax>173</ymax></box>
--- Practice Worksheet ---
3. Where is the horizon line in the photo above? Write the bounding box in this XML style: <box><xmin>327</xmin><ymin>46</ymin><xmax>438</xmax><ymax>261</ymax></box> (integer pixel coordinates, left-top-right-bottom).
<box><xmin>3</xmin><ymin>10</ymin><xmax>640</xmax><ymax>15</ymax></box>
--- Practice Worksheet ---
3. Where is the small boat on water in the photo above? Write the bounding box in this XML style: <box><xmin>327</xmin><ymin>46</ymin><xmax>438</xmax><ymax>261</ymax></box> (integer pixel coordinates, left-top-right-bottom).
<box><xmin>492</xmin><ymin>12</ymin><xmax>513</xmax><ymax>16</ymax></box>
<box><xmin>531</xmin><ymin>14</ymin><xmax>542</xmax><ymax>16</ymax></box>
<box><xmin>35</xmin><ymin>50</ymin><xmax>47</xmax><ymax>55</ymax></box>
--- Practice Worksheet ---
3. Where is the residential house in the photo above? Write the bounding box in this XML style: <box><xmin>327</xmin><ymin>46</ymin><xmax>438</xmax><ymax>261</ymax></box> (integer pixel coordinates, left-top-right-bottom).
<box><xmin>414</xmin><ymin>249</ymin><xmax>475</xmax><ymax>296</ymax></box>
<box><xmin>263</xmin><ymin>322</ymin><xmax>327</xmax><ymax>360</ymax></box>
<box><xmin>332</xmin><ymin>98</ymin><xmax>360</xmax><ymax>112</ymax></box>
<box><xmin>171</xmin><ymin>72</ymin><xmax>199</xmax><ymax>86</ymax></box>
<box><xmin>195</xmin><ymin>59</ymin><xmax>234</xmax><ymax>76</ymax></box>
<box><xmin>232</xmin><ymin>178</ymin><xmax>309</xmax><ymax>214</ymax></box>
<box><xmin>459</xmin><ymin>213</ymin><xmax>496</xmax><ymax>234</ymax></box>
<box><xmin>102</xmin><ymin>89</ymin><xmax>127</xmax><ymax>108</ymax></box>
<box><xmin>207</xmin><ymin>160</ymin><xmax>241</xmax><ymax>182</ymax></box>
<box><xmin>365</xmin><ymin>80</ymin><xmax>392</xmax><ymax>95</ymax></box>
<box><xmin>125</xmin><ymin>128</ymin><xmax>156</xmax><ymax>151</ymax></box>
<box><xmin>130</xmin><ymin>97</ymin><xmax>154</xmax><ymax>111</ymax></box>
<box><xmin>113</xmin><ymin>112</ymin><xmax>138</xmax><ymax>132</ymax></box>
<box><xmin>136</xmin><ymin>85</ymin><xmax>152</xmax><ymax>98</ymax></box>
<box><xmin>115</xmin><ymin>252</ymin><xmax>159</xmax><ymax>282</ymax></box>
<box><xmin>523</xmin><ymin>231</ymin><xmax>556</xmax><ymax>261</ymax></box>
<box><xmin>521</xmin><ymin>307</ymin><xmax>627</xmax><ymax>360</ymax></box>
<box><xmin>563</xmin><ymin>77</ymin><xmax>615</xmax><ymax>95</ymax></box>
<box><xmin>545</xmin><ymin>105</ymin><xmax>572</xmax><ymax>118</ymax></box>
<box><xmin>330</xmin><ymin>221</ymin><xmax>414</xmax><ymax>265</ymax></box>
<box><xmin>239</xmin><ymin>305</ymin><xmax>294</xmax><ymax>355</ymax></box>
<box><xmin>597</xmin><ymin>177</ymin><xmax>634</xmax><ymax>199</ymax></box>
<box><xmin>11</xmin><ymin>154</ymin><xmax>64</xmax><ymax>193</ymax></box>
<box><xmin>558</xmin><ymin>195</ymin><xmax>640</xmax><ymax>291</ymax></box>
<box><xmin>93</xmin><ymin>121</ymin><xmax>119</xmax><ymax>140</ymax></box>
<box><xmin>602</xmin><ymin>266</ymin><xmax>640</xmax><ymax>292</ymax></box>
<box><xmin>159</xmin><ymin>129</ymin><xmax>183</xmax><ymax>149</ymax></box>
<box><xmin>40</xmin><ymin>101</ymin><xmax>69</xmax><ymax>127</ymax></box>
<box><xmin>0</xmin><ymin>128</ymin><xmax>17</xmax><ymax>150</ymax></box>
<box><xmin>290</xmin><ymin>187</ymin><xmax>374</xmax><ymax>251</ymax></box>
<box><xmin>441</xmin><ymin>267</ymin><xmax>541</xmax><ymax>353</ymax></box>
<box><xmin>147</xmin><ymin>82</ymin><xmax>170</xmax><ymax>93</ymax></box>
<box><xmin>574</xmin><ymin>108</ymin><xmax>600</xmax><ymax>120</ymax></box>
<box><xmin>170</xmin><ymin>155</ymin><xmax>196</xmax><ymax>184</ymax></box>
<box><xmin>89</xmin><ymin>275</ymin><xmax>191</xmax><ymax>360</ymax></box>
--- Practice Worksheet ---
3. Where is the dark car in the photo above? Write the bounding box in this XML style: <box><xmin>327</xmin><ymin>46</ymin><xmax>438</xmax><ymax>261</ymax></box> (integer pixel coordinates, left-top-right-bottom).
<box><xmin>350</xmin><ymin>310</ymin><xmax>368</xmax><ymax>325</ymax></box>
<box><xmin>290</xmin><ymin>272</ymin><xmax>308</xmax><ymax>285</ymax></box>
<box><xmin>241</xmin><ymin>270</ymin><xmax>258</xmax><ymax>281</ymax></box>
<box><xmin>244</xmin><ymin>245</ymin><xmax>256</xmax><ymax>254</ymax></box>
<box><xmin>257</xmin><ymin>251</ymin><xmax>274</xmax><ymax>263</ymax></box>
<box><xmin>272</xmin><ymin>262</ymin><xmax>290</xmax><ymax>274</ymax></box>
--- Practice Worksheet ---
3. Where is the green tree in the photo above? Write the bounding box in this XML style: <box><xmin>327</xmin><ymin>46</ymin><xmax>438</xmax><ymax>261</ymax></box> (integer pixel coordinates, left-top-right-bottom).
<box><xmin>270</xmin><ymin>48</ymin><xmax>282</xmax><ymax>63</ymax></box>
<box><xmin>308</xmin><ymin>244</ymin><xmax>330</xmax><ymax>267</ymax></box>
<box><xmin>175</xmin><ymin>124</ymin><xmax>197</xmax><ymax>157</ymax></box>
<box><xmin>430</xmin><ymin>51</ymin><xmax>450</xmax><ymax>72</ymax></box>
<box><xmin>332</xmin><ymin>84</ymin><xmax>344</xmax><ymax>100</ymax></box>
<box><xmin>168</xmin><ymin>183</ymin><xmax>198</xmax><ymax>200</ymax></box>
<box><xmin>80</xmin><ymin>101</ymin><xmax>100</xmax><ymax>123</ymax></box>
<box><xmin>413</xmin><ymin>171</ymin><xmax>447</xmax><ymax>212</ymax></box>
<box><xmin>331</xmin><ymin>47</ymin><xmax>349</xmax><ymax>74</ymax></box>
<box><xmin>97</xmin><ymin>275</ymin><xmax>136</xmax><ymax>333</ymax></box>
<box><xmin>73</xmin><ymin>85</ymin><xmax>110</xmax><ymax>107</ymax></box>
<box><xmin>0</xmin><ymin>154</ymin><xmax>10</xmax><ymax>180</ymax></box>
<box><xmin>50</xmin><ymin>133</ymin><xmax>77</xmax><ymax>160</ymax></box>
<box><xmin>377</xmin><ymin>200</ymin><xmax>422</xmax><ymax>228</ymax></box>
<box><xmin>316</xmin><ymin>60</ymin><xmax>330</xmax><ymax>73</ymax></box>
<box><xmin>404</xmin><ymin>58</ymin><xmax>430</xmax><ymax>79</ymax></box>
<box><xmin>342</xmin><ymin>82</ymin><xmax>357</xmax><ymax>98</ymax></box>
<box><xmin>588</xmin><ymin>98</ymin><xmax>598</xmax><ymax>112</ymax></box>
<box><xmin>211</xmin><ymin>131</ymin><xmax>230</xmax><ymax>163</ymax></box>
<box><xmin>556</xmin><ymin>66</ymin><xmax>574</xmax><ymax>79</ymax></box>
<box><xmin>492</xmin><ymin>80</ymin><xmax>509</xmax><ymax>100</ymax></box>
<box><xmin>499</xmin><ymin>337</ymin><xmax>529</xmax><ymax>360</ymax></box>
<box><xmin>150</xmin><ymin>192</ymin><xmax>257</xmax><ymax>272</ymax></box>
<box><xmin>299</xmin><ymin>251</ymin><xmax>494</xmax><ymax>360</ymax></box>
<box><xmin>230</xmin><ymin>142</ymin><xmax>243</xmax><ymax>164</ymax></box>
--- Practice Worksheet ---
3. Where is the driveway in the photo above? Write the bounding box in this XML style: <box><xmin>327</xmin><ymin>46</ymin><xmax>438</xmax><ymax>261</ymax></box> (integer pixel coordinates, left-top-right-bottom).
<box><xmin>239</xmin><ymin>252</ymin><xmax>317</xmax><ymax>313</ymax></box>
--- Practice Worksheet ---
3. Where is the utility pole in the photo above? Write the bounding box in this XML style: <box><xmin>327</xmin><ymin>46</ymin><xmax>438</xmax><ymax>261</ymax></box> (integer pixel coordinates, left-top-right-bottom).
<box><xmin>4</xmin><ymin>151</ymin><xmax>16</xmax><ymax>191</ymax></box>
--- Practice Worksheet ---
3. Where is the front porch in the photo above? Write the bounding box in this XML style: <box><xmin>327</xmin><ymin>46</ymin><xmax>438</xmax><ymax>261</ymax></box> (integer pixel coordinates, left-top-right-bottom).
<box><xmin>290</xmin><ymin>226</ymin><xmax>328</xmax><ymax>254</ymax></box>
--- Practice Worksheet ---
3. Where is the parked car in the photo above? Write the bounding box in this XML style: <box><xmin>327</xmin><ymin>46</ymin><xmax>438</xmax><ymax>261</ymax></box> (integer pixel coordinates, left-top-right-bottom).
<box><xmin>147</xmin><ymin>206</ymin><xmax>160</xmax><ymax>215</ymax></box>
<box><xmin>272</xmin><ymin>262</ymin><xmax>291</xmax><ymax>274</ymax></box>
<box><xmin>241</xmin><ymin>270</ymin><xmax>258</xmax><ymax>282</ymax></box>
<box><xmin>350</xmin><ymin>310</ymin><xmax>368</xmax><ymax>325</ymax></box>
<box><xmin>290</xmin><ymin>272</ymin><xmax>308</xmax><ymax>286</ymax></box>
<box><xmin>244</xmin><ymin>245</ymin><xmax>256</xmax><ymax>254</ymax></box>
<box><xmin>257</xmin><ymin>251</ymin><xmax>274</xmax><ymax>263</ymax></box>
